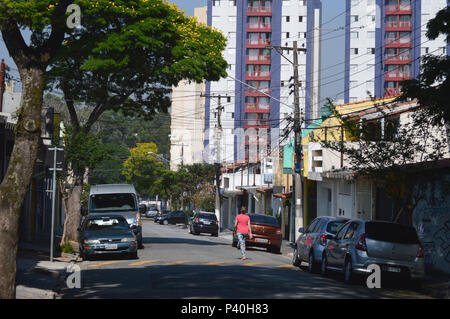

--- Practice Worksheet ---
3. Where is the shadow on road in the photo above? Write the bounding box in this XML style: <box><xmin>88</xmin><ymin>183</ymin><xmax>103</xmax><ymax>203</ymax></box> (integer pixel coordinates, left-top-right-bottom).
<box><xmin>142</xmin><ymin>237</ymin><xmax>228</xmax><ymax>246</ymax></box>
<box><xmin>60</xmin><ymin>262</ymin><xmax>429</xmax><ymax>299</ymax></box>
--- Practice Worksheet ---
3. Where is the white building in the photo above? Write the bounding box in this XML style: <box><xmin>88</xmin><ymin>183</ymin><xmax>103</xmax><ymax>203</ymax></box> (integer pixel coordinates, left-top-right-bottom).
<box><xmin>170</xmin><ymin>7</ymin><xmax>207</xmax><ymax>170</ymax></box>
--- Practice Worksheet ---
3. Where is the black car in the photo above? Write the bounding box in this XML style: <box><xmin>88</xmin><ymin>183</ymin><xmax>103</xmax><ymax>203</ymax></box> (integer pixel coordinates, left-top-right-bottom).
<box><xmin>154</xmin><ymin>211</ymin><xmax>170</xmax><ymax>223</ymax></box>
<box><xmin>159</xmin><ymin>210</ymin><xmax>186</xmax><ymax>225</ymax></box>
<box><xmin>190</xmin><ymin>212</ymin><xmax>219</xmax><ymax>237</ymax></box>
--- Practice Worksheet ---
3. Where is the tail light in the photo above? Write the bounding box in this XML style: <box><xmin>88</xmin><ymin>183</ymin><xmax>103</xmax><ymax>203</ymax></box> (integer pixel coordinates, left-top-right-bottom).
<box><xmin>320</xmin><ymin>234</ymin><xmax>327</xmax><ymax>246</ymax></box>
<box><xmin>355</xmin><ymin>233</ymin><xmax>367</xmax><ymax>252</ymax></box>
<box><xmin>276</xmin><ymin>229</ymin><xmax>282</xmax><ymax>236</ymax></box>
<box><xmin>416</xmin><ymin>243</ymin><xmax>424</xmax><ymax>258</ymax></box>
<box><xmin>194</xmin><ymin>217</ymin><xmax>199</xmax><ymax>224</ymax></box>
<box><xmin>216</xmin><ymin>219</ymin><xmax>219</xmax><ymax>225</ymax></box>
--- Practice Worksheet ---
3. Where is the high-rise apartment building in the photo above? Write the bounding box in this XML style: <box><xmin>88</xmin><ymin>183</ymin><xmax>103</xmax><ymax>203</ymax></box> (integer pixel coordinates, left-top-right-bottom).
<box><xmin>170</xmin><ymin>7</ymin><xmax>207</xmax><ymax>170</ymax></box>
<box><xmin>203</xmin><ymin>0</ymin><xmax>322</xmax><ymax>165</ymax></box>
<box><xmin>344</xmin><ymin>0</ymin><xmax>448</xmax><ymax>103</ymax></box>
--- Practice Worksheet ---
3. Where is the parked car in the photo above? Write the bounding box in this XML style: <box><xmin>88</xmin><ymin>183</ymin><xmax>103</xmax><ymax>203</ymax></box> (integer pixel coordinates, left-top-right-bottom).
<box><xmin>292</xmin><ymin>216</ymin><xmax>349</xmax><ymax>272</ymax></box>
<box><xmin>145</xmin><ymin>204</ymin><xmax>159</xmax><ymax>218</ymax></box>
<box><xmin>159</xmin><ymin>210</ymin><xmax>186</xmax><ymax>225</ymax></box>
<box><xmin>154</xmin><ymin>210</ymin><xmax>170</xmax><ymax>223</ymax></box>
<box><xmin>320</xmin><ymin>220</ymin><xmax>425</xmax><ymax>284</ymax></box>
<box><xmin>87</xmin><ymin>184</ymin><xmax>144</xmax><ymax>249</ymax></box>
<box><xmin>78</xmin><ymin>214</ymin><xmax>138</xmax><ymax>260</ymax></box>
<box><xmin>190</xmin><ymin>212</ymin><xmax>219</xmax><ymax>237</ymax></box>
<box><xmin>232</xmin><ymin>214</ymin><xmax>282</xmax><ymax>253</ymax></box>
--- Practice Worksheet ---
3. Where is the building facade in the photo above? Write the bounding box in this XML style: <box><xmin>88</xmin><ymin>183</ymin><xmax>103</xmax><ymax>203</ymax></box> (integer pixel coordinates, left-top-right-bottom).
<box><xmin>204</xmin><ymin>0</ymin><xmax>322</xmax><ymax>166</ymax></box>
<box><xmin>344</xmin><ymin>0</ymin><xmax>448</xmax><ymax>103</ymax></box>
<box><xmin>170</xmin><ymin>7</ymin><xmax>207</xmax><ymax>170</ymax></box>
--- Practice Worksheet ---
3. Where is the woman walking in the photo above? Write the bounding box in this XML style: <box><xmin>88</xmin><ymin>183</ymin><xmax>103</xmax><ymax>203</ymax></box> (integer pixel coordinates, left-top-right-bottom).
<box><xmin>234</xmin><ymin>206</ymin><xmax>253</xmax><ymax>260</ymax></box>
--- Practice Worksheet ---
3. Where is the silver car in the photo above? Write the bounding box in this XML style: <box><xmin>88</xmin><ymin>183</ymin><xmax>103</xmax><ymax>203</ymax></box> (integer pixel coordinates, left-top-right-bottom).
<box><xmin>321</xmin><ymin>220</ymin><xmax>425</xmax><ymax>283</ymax></box>
<box><xmin>292</xmin><ymin>216</ymin><xmax>349</xmax><ymax>272</ymax></box>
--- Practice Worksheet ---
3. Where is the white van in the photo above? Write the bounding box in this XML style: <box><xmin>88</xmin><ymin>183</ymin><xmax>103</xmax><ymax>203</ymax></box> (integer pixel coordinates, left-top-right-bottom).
<box><xmin>88</xmin><ymin>184</ymin><xmax>144</xmax><ymax>248</ymax></box>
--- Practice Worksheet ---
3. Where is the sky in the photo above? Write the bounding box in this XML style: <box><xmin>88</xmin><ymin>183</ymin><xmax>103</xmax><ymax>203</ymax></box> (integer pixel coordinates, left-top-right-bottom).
<box><xmin>0</xmin><ymin>0</ymin><xmax>346</xmax><ymax>104</ymax></box>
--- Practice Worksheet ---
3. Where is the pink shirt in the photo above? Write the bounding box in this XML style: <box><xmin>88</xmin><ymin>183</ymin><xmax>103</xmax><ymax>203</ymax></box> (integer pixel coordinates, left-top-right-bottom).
<box><xmin>236</xmin><ymin>214</ymin><xmax>250</xmax><ymax>234</ymax></box>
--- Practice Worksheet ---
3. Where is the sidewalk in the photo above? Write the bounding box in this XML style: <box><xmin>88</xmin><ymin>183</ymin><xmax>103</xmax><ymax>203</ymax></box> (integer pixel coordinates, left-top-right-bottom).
<box><xmin>15</xmin><ymin>242</ymin><xmax>78</xmax><ymax>299</ymax></box>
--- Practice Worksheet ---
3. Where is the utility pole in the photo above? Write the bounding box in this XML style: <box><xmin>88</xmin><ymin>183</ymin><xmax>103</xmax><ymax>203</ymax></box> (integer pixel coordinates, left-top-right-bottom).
<box><xmin>49</xmin><ymin>147</ymin><xmax>64</xmax><ymax>262</ymax></box>
<box><xmin>201</xmin><ymin>93</ymin><xmax>225</xmax><ymax>231</ymax></box>
<box><xmin>267</xmin><ymin>41</ymin><xmax>306</xmax><ymax>242</ymax></box>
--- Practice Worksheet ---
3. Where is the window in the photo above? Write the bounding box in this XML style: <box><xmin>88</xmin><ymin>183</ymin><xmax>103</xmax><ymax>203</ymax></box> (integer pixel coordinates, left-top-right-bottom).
<box><xmin>285</xmin><ymin>16</ymin><xmax>290</xmax><ymax>22</ymax></box>
<box><xmin>306</xmin><ymin>219</ymin><xmax>319</xmax><ymax>233</ymax></box>
<box><xmin>299</xmin><ymin>16</ymin><xmax>304</xmax><ymax>22</ymax></box>
<box><xmin>343</xmin><ymin>222</ymin><xmax>360</xmax><ymax>239</ymax></box>
<box><xmin>367</xmin><ymin>48</ymin><xmax>375</xmax><ymax>54</ymax></box>
<box><xmin>326</xmin><ymin>220</ymin><xmax>347</xmax><ymax>234</ymax></box>
<box><xmin>339</xmin><ymin>180</ymin><xmax>351</xmax><ymax>196</ymax></box>
<box><xmin>367</xmin><ymin>31</ymin><xmax>375</xmax><ymax>39</ymax></box>
<box><xmin>229</xmin><ymin>0</ymin><xmax>236</xmax><ymax>6</ymax></box>
<box><xmin>299</xmin><ymin>0</ymin><xmax>306</xmax><ymax>5</ymax></box>
<box><xmin>313</xmin><ymin>219</ymin><xmax>326</xmax><ymax>233</ymax></box>
<box><xmin>351</xmin><ymin>15</ymin><xmax>359</xmax><ymax>23</ymax></box>
<box><xmin>283</xmin><ymin>0</ymin><xmax>291</xmax><ymax>6</ymax></box>
<box><xmin>213</xmin><ymin>0</ymin><xmax>220</xmax><ymax>6</ymax></box>
<box><xmin>351</xmin><ymin>32</ymin><xmax>359</xmax><ymax>39</ymax></box>
<box><xmin>362</xmin><ymin>118</ymin><xmax>382</xmax><ymax>141</ymax></box>
<box><xmin>335</xmin><ymin>223</ymin><xmax>350</xmax><ymax>240</ymax></box>
<box><xmin>384</xmin><ymin>115</ymin><xmax>400</xmax><ymax>140</ymax></box>
<box><xmin>351</xmin><ymin>48</ymin><xmax>359</xmax><ymax>55</ymax></box>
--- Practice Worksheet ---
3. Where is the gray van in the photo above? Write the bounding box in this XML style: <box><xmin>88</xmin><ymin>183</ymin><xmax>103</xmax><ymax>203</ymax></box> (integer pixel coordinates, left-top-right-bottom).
<box><xmin>88</xmin><ymin>184</ymin><xmax>144</xmax><ymax>249</ymax></box>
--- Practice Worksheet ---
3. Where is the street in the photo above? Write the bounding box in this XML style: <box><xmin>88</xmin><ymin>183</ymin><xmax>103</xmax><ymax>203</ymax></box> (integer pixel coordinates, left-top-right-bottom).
<box><xmin>59</xmin><ymin>219</ymin><xmax>433</xmax><ymax>299</ymax></box>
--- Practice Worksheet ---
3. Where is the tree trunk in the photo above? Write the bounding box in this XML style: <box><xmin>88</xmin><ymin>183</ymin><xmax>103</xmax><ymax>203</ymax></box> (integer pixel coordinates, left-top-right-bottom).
<box><xmin>61</xmin><ymin>172</ymin><xmax>84</xmax><ymax>251</ymax></box>
<box><xmin>0</xmin><ymin>68</ymin><xmax>45</xmax><ymax>299</ymax></box>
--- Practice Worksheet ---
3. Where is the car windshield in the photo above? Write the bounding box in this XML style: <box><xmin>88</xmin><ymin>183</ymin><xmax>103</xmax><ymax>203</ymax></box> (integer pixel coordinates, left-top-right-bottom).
<box><xmin>365</xmin><ymin>222</ymin><xmax>420</xmax><ymax>244</ymax></box>
<box><xmin>198</xmin><ymin>213</ymin><xmax>216</xmax><ymax>220</ymax></box>
<box><xmin>326</xmin><ymin>221</ymin><xmax>348</xmax><ymax>234</ymax></box>
<box><xmin>249</xmin><ymin>214</ymin><xmax>279</xmax><ymax>226</ymax></box>
<box><xmin>86</xmin><ymin>217</ymin><xmax>129</xmax><ymax>231</ymax></box>
<box><xmin>89</xmin><ymin>193</ymin><xmax>137</xmax><ymax>212</ymax></box>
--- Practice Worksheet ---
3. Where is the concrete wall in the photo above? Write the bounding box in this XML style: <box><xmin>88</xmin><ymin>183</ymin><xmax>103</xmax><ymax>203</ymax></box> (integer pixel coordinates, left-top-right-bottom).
<box><xmin>413</xmin><ymin>171</ymin><xmax>450</xmax><ymax>275</ymax></box>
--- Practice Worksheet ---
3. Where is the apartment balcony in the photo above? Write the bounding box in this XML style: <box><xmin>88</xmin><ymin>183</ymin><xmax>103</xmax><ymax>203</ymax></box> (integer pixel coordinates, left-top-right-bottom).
<box><xmin>245</xmin><ymin>103</ymin><xmax>270</xmax><ymax>113</ymax></box>
<box><xmin>244</xmin><ymin>119</ymin><xmax>270</xmax><ymax>129</ymax></box>
<box><xmin>385</xmin><ymin>21</ymin><xmax>412</xmax><ymax>31</ymax></box>
<box><xmin>385</xmin><ymin>53</ymin><xmax>411</xmax><ymax>64</ymax></box>
<box><xmin>385</xmin><ymin>37</ymin><xmax>411</xmax><ymax>48</ymax></box>
<box><xmin>245</xmin><ymin>87</ymin><xmax>271</xmax><ymax>96</ymax></box>
<box><xmin>245</xmin><ymin>70</ymin><xmax>271</xmax><ymax>80</ymax></box>
<box><xmin>385</xmin><ymin>4</ymin><xmax>412</xmax><ymax>15</ymax></box>
<box><xmin>246</xmin><ymin>54</ymin><xmax>271</xmax><ymax>64</ymax></box>
<box><xmin>246</xmin><ymin>38</ymin><xmax>271</xmax><ymax>48</ymax></box>
<box><xmin>247</xmin><ymin>5</ymin><xmax>272</xmax><ymax>16</ymax></box>
<box><xmin>385</xmin><ymin>87</ymin><xmax>402</xmax><ymax>97</ymax></box>
<box><xmin>384</xmin><ymin>70</ymin><xmax>411</xmax><ymax>81</ymax></box>
<box><xmin>247</xmin><ymin>22</ymin><xmax>272</xmax><ymax>32</ymax></box>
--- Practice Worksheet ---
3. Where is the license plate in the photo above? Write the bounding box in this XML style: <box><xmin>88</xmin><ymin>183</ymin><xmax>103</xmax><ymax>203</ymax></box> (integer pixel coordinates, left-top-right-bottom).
<box><xmin>255</xmin><ymin>238</ymin><xmax>268</xmax><ymax>243</ymax></box>
<box><xmin>384</xmin><ymin>266</ymin><xmax>401</xmax><ymax>273</ymax></box>
<box><xmin>105</xmin><ymin>244</ymin><xmax>118</xmax><ymax>250</ymax></box>
<box><xmin>202</xmin><ymin>221</ymin><xmax>211</xmax><ymax>225</ymax></box>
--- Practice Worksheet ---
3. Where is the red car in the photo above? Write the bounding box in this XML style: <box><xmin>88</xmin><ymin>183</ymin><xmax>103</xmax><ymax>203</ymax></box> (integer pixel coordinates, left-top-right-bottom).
<box><xmin>232</xmin><ymin>213</ymin><xmax>282</xmax><ymax>253</ymax></box>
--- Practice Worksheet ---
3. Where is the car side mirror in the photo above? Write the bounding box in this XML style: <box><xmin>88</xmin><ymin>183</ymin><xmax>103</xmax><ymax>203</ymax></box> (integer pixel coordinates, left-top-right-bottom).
<box><xmin>298</xmin><ymin>227</ymin><xmax>304</xmax><ymax>233</ymax></box>
<box><xmin>139</xmin><ymin>205</ymin><xmax>146</xmax><ymax>214</ymax></box>
<box><xmin>81</xmin><ymin>207</ymin><xmax>88</xmax><ymax>216</ymax></box>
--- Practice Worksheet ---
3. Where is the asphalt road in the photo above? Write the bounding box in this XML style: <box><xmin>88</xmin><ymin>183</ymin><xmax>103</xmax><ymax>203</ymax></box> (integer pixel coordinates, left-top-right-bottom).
<box><xmin>60</xmin><ymin>219</ymin><xmax>432</xmax><ymax>299</ymax></box>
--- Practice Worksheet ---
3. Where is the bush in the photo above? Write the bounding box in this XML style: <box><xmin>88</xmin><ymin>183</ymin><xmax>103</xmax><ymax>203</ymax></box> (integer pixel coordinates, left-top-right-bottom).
<box><xmin>60</xmin><ymin>241</ymin><xmax>75</xmax><ymax>254</ymax></box>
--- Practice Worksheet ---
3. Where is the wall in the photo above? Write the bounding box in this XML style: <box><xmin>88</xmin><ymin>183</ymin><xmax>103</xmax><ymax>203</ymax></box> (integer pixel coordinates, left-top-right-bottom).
<box><xmin>413</xmin><ymin>170</ymin><xmax>450</xmax><ymax>275</ymax></box>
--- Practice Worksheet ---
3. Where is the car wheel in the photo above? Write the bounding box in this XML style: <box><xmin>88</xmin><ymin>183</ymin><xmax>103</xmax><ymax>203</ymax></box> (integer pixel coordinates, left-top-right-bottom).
<box><xmin>163</xmin><ymin>220</ymin><xmax>168</xmax><ymax>225</ymax></box>
<box><xmin>267</xmin><ymin>245</ymin><xmax>281</xmax><ymax>254</ymax></box>
<box><xmin>320</xmin><ymin>253</ymin><xmax>328</xmax><ymax>276</ymax></box>
<box><xmin>344</xmin><ymin>258</ymin><xmax>353</xmax><ymax>284</ymax></box>
<box><xmin>211</xmin><ymin>232</ymin><xmax>218</xmax><ymax>237</ymax></box>
<box><xmin>308</xmin><ymin>251</ymin><xmax>318</xmax><ymax>273</ymax></box>
<box><xmin>130</xmin><ymin>252</ymin><xmax>138</xmax><ymax>259</ymax></box>
<box><xmin>292</xmin><ymin>247</ymin><xmax>301</xmax><ymax>266</ymax></box>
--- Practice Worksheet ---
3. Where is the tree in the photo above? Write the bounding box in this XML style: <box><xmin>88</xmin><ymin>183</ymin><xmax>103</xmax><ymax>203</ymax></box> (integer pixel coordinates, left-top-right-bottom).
<box><xmin>45</xmin><ymin>0</ymin><xmax>228</xmax><ymax>248</ymax></box>
<box><xmin>0</xmin><ymin>0</ymin><xmax>80</xmax><ymax>298</ymax></box>
<box><xmin>322</xmin><ymin>98</ymin><xmax>447</xmax><ymax>225</ymax></box>
<box><xmin>122</xmin><ymin>142</ymin><xmax>164</xmax><ymax>198</ymax></box>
